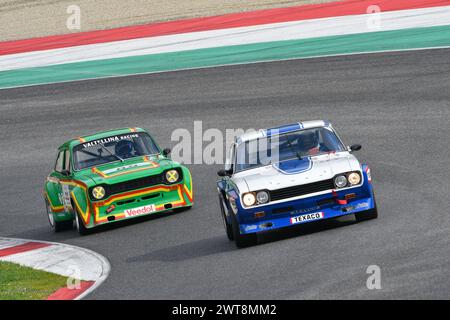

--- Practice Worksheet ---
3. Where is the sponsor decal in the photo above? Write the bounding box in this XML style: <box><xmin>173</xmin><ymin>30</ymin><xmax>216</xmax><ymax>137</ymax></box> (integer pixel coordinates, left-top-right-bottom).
<box><xmin>102</xmin><ymin>162</ymin><xmax>151</xmax><ymax>174</ymax></box>
<box><xmin>244</xmin><ymin>225</ymin><xmax>257</xmax><ymax>232</ymax></box>
<box><xmin>291</xmin><ymin>206</ymin><xmax>320</xmax><ymax>215</ymax></box>
<box><xmin>345</xmin><ymin>201</ymin><xmax>370</xmax><ymax>212</ymax></box>
<box><xmin>290</xmin><ymin>211</ymin><xmax>324</xmax><ymax>224</ymax></box>
<box><xmin>124</xmin><ymin>204</ymin><xmax>156</xmax><ymax>217</ymax></box>
<box><xmin>82</xmin><ymin>134</ymin><xmax>139</xmax><ymax>148</ymax></box>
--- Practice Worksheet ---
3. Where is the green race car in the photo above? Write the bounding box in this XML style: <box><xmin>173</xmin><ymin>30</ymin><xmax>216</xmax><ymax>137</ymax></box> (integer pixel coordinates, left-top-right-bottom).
<box><xmin>44</xmin><ymin>127</ymin><xmax>194</xmax><ymax>235</ymax></box>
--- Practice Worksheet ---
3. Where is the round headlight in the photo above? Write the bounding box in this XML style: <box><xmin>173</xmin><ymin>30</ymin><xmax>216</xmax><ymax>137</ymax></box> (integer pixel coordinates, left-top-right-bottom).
<box><xmin>242</xmin><ymin>193</ymin><xmax>256</xmax><ymax>207</ymax></box>
<box><xmin>92</xmin><ymin>186</ymin><xmax>106</xmax><ymax>200</ymax></box>
<box><xmin>348</xmin><ymin>172</ymin><xmax>361</xmax><ymax>185</ymax></box>
<box><xmin>334</xmin><ymin>175</ymin><xmax>348</xmax><ymax>188</ymax></box>
<box><xmin>256</xmin><ymin>191</ymin><xmax>269</xmax><ymax>204</ymax></box>
<box><xmin>165</xmin><ymin>170</ymin><xmax>179</xmax><ymax>183</ymax></box>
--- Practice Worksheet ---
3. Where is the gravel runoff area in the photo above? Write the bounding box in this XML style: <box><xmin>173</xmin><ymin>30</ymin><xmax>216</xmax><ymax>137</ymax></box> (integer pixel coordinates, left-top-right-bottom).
<box><xmin>0</xmin><ymin>0</ymin><xmax>336</xmax><ymax>42</ymax></box>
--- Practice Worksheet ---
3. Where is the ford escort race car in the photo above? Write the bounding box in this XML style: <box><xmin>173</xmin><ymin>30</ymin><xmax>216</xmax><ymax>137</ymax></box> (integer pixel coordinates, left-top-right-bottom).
<box><xmin>44</xmin><ymin>128</ymin><xmax>193</xmax><ymax>235</ymax></box>
<box><xmin>217</xmin><ymin>121</ymin><xmax>377</xmax><ymax>248</ymax></box>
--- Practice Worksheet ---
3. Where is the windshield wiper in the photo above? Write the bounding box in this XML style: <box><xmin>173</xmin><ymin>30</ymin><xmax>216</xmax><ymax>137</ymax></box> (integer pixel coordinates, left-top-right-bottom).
<box><xmin>99</xmin><ymin>143</ymin><xmax>124</xmax><ymax>162</ymax></box>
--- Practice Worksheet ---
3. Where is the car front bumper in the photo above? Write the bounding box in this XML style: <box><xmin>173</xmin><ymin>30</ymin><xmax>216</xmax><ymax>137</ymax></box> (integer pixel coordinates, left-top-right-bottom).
<box><xmin>237</xmin><ymin>188</ymin><xmax>375</xmax><ymax>235</ymax></box>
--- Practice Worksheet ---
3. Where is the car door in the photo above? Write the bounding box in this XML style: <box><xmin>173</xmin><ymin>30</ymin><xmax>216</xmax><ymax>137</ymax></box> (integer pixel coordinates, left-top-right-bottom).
<box><xmin>49</xmin><ymin>149</ymin><xmax>72</xmax><ymax>212</ymax></box>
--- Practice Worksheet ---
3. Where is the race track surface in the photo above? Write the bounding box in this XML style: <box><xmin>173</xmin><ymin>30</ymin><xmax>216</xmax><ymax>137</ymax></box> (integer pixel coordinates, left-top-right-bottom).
<box><xmin>1</xmin><ymin>48</ymin><xmax>449</xmax><ymax>299</ymax></box>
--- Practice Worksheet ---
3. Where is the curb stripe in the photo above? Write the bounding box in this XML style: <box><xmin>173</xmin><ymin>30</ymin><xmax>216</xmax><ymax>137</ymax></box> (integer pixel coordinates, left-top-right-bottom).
<box><xmin>1</xmin><ymin>25</ymin><xmax>449</xmax><ymax>90</ymax></box>
<box><xmin>0</xmin><ymin>242</ymin><xmax>51</xmax><ymax>258</ymax></box>
<box><xmin>46</xmin><ymin>281</ymin><xmax>94</xmax><ymax>300</ymax></box>
<box><xmin>3</xmin><ymin>5</ymin><xmax>449</xmax><ymax>72</ymax></box>
<box><xmin>0</xmin><ymin>0</ymin><xmax>448</xmax><ymax>55</ymax></box>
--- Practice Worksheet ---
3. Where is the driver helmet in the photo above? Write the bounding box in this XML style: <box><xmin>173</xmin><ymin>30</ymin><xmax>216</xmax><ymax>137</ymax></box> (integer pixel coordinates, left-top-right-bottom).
<box><xmin>298</xmin><ymin>131</ymin><xmax>319</xmax><ymax>151</ymax></box>
<box><xmin>115</xmin><ymin>140</ymin><xmax>135</xmax><ymax>158</ymax></box>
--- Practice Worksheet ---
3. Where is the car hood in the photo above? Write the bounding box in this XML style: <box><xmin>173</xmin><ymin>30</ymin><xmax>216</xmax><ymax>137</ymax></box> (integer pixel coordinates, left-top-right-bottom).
<box><xmin>74</xmin><ymin>155</ymin><xmax>175</xmax><ymax>185</ymax></box>
<box><xmin>234</xmin><ymin>152</ymin><xmax>361</xmax><ymax>193</ymax></box>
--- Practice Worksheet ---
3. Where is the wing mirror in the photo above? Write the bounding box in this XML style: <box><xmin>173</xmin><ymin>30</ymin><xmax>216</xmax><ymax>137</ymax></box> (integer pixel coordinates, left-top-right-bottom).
<box><xmin>349</xmin><ymin>144</ymin><xmax>362</xmax><ymax>152</ymax></box>
<box><xmin>217</xmin><ymin>169</ymin><xmax>232</xmax><ymax>177</ymax></box>
<box><xmin>162</xmin><ymin>148</ymin><xmax>171</xmax><ymax>157</ymax></box>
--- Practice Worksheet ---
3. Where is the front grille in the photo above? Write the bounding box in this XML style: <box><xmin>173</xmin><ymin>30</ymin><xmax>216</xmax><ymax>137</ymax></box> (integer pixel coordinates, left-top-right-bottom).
<box><xmin>106</xmin><ymin>174</ymin><xmax>163</xmax><ymax>196</ymax></box>
<box><xmin>269</xmin><ymin>178</ymin><xmax>335</xmax><ymax>201</ymax></box>
<box><xmin>88</xmin><ymin>168</ymin><xmax>183</xmax><ymax>201</ymax></box>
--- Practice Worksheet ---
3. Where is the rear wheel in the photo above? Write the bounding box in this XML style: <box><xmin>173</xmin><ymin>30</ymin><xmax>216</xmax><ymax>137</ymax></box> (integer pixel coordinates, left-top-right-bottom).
<box><xmin>219</xmin><ymin>195</ymin><xmax>233</xmax><ymax>241</ymax></box>
<box><xmin>45</xmin><ymin>200</ymin><xmax>72</xmax><ymax>232</ymax></box>
<box><xmin>231</xmin><ymin>213</ymin><xmax>257</xmax><ymax>248</ymax></box>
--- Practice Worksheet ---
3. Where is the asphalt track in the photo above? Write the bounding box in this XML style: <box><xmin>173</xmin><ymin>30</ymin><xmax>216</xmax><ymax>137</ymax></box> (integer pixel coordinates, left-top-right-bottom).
<box><xmin>1</xmin><ymin>48</ymin><xmax>449</xmax><ymax>299</ymax></box>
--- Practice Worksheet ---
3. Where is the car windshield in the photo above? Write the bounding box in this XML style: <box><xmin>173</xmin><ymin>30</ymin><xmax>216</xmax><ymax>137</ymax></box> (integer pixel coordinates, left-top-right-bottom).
<box><xmin>235</xmin><ymin>127</ymin><xmax>346</xmax><ymax>172</ymax></box>
<box><xmin>73</xmin><ymin>132</ymin><xmax>160</xmax><ymax>170</ymax></box>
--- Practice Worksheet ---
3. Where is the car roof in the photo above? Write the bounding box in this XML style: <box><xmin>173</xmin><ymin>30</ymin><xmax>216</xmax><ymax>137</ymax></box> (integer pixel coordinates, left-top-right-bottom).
<box><xmin>59</xmin><ymin>127</ymin><xmax>147</xmax><ymax>149</ymax></box>
<box><xmin>236</xmin><ymin>120</ymin><xmax>331</xmax><ymax>144</ymax></box>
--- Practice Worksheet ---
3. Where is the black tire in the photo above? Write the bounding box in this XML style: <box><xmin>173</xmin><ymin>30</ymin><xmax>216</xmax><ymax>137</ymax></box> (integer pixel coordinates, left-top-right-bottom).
<box><xmin>219</xmin><ymin>195</ymin><xmax>233</xmax><ymax>241</ymax></box>
<box><xmin>74</xmin><ymin>207</ymin><xmax>90</xmax><ymax>236</ymax></box>
<box><xmin>231</xmin><ymin>213</ymin><xmax>257</xmax><ymax>248</ymax></box>
<box><xmin>173</xmin><ymin>206</ymin><xmax>192</xmax><ymax>213</ymax></box>
<box><xmin>45</xmin><ymin>200</ymin><xmax>73</xmax><ymax>232</ymax></box>
<box><xmin>355</xmin><ymin>197</ymin><xmax>378</xmax><ymax>222</ymax></box>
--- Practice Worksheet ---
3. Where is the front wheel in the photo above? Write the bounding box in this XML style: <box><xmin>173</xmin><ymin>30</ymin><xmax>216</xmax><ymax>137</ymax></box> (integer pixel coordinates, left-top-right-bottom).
<box><xmin>231</xmin><ymin>213</ymin><xmax>257</xmax><ymax>248</ymax></box>
<box><xmin>45</xmin><ymin>200</ymin><xmax>72</xmax><ymax>232</ymax></box>
<box><xmin>173</xmin><ymin>206</ymin><xmax>192</xmax><ymax>213</ymax></box>
<box><xmin>74</xmin><ymin>208</ymin><xmax>90</xmax><ymax>235</ymax></box>
<box><xmin>219</xmin><ymin>195</ymin><xmax>233</xmax><ymax>241</ymax></box>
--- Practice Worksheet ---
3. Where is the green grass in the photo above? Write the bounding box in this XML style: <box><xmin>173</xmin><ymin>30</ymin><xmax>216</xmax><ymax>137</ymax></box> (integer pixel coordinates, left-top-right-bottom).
<box><xmin>0</xmin><ymin>261</ymin><xmax>68</xmax><ymax>300</ymax></box>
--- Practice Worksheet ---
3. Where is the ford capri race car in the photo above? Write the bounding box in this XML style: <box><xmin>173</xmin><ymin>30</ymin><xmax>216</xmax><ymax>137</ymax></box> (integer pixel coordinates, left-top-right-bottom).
<box><xmin>217</xmin><ymin>121</ymin><xmax>377</xmax><ymax>248</ymax></box>
<box><xmin>44</xmin><ymin>128</ymin><xmax>193</xmax><ymax>235</ymax></box>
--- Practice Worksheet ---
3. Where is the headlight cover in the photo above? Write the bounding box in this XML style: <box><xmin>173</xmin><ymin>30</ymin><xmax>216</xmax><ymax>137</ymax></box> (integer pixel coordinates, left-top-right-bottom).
<box><xmin>92</xmin><ymin>186</ymin><xmax>106</xmax><ymax>200</ymax></box>
<box><xmin>165</xmin><ymin>169</ymin><xmax>180</xmax><ymax>183</ymax></box>
<box><xmin>334</xmin><ymin>175</ymin><xmax>348</xmax><ymax>188</ymax></box>
<box><xmin>348</xmin><ymin>172</ymin><xmax>361</xmax><ymax>185</ymax></box>
<box><xmin>256</xmin><ymin>191</ymin><xmax>269</xmax><ymax>204</ymax></box>
<box><xmin>242</xmin><ymin>193</ymin><xmax>256</xmax><ymax>207</ymax></box>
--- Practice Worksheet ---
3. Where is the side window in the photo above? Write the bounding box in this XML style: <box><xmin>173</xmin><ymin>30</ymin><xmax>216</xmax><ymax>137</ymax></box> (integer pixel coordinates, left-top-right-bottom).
<box><xmin>55</xmin><ymin>150</ymin><xmax>64</xmax><ymax>173</ymax></box>
<box><xmin>224</xmin><ymin>143</ymin><xmax>235</xmax><ymax>172</ymax></box>
<box><xmin>64</xmin><ymin>150</ymin><xmax>71</xmax><ymax>174</ymax></box>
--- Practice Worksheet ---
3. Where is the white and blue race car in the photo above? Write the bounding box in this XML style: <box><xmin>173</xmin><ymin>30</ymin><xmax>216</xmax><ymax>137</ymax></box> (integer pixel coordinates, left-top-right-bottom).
<box><xmin>217</xmin><ymin>121</ymin><xmax>377</xmax><ymax>248</ymax></box>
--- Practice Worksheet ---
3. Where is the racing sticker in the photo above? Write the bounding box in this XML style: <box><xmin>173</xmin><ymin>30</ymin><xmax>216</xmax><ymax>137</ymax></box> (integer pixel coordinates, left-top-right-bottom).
<box><xmin>124</xmin><ymin>205</ymin><xmax>156</xmax><ymax>217</ymax></box>
<box><xmin>61</xmin><ymin>184</ymin><xmax>72</xmax><ymax>211</ymax></box>
<box><xmin>290</xmin><ymin>212</ymin><xmax>324</xmax><ymax>224</ymax></box>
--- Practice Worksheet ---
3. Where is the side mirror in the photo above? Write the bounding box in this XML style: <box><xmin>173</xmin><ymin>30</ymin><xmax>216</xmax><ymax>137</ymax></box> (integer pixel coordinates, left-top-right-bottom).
<box><xmin>162</xmin><ymin>148</ymin><xmax>171</xmax><ymax>157</ymax></box>
<box><xmin>217</xmin><ymin>169</ymin><xmax>231</xmax><ymax>177</ymax></box>
<box><xmin>349</xmin><ymin>144</ymin><xmax>362</xmax><ymax>152</ymax></box>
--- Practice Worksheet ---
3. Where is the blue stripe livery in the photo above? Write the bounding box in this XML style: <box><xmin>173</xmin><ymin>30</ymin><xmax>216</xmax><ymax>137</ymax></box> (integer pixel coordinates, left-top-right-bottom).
<box><xmin>272</xmin><ymin>158</ymin><xmax>313</xmax><ymax>175</ymax></box>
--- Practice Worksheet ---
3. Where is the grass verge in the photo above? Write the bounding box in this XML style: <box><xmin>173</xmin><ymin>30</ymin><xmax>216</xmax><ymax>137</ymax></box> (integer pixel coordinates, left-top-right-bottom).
<box><xmin>0</xmin><ymin>261</ymin><xmax>68</xmax><ymax>300</ymax></box>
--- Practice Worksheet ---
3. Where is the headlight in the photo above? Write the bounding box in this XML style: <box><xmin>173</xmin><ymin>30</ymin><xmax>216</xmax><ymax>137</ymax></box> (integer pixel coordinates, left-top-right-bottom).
<box><xmin>242</xmin><ymin>193</ymin><xmax>256</xmax><ymax>207</ymax></box>
<box><xmin>334</xmin><ymin>175</ymin><xmax>348</xmax><ymax>188</ymax></box>
<box><xmin>348</xmin><ymin>172</ymin><xmax>361</xmax><ymax>185</ymax></box>
<box><xmin>92</xmin><ymin>186</ymin><xmax>106</xmax><ymax>200</ymax></box>
<box><xmin>165</xmin><ymin>169</ymin><xmax>179</xmax><ymax>183</ymax></box>
<box><xmin>256</xmin><ymin>191</ymin><xmax>269</xmax><ymax>204</ymax></box>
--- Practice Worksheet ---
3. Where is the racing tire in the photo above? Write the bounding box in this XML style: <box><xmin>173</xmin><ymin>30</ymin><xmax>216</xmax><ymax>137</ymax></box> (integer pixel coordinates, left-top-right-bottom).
<box><xmin>74</xmin><ymin>207</ymin><xmax>90</xmax><ymax>236</ymax></box>
<box><xmin>219</xmin><ymin>195</ymin><xmax>234</xmax><ymax>241</ymax></box>
<box><xmin>355</xmin><ymin>197</ymin><xmax>378</xmax><ymax>222</ymax></box>
<box><xmin>231</xmin><ymin>213</ymin><xmax>257</xmax><ymax>248</ymax></box>
<box><xmin>45</xmin><ymin>200</ymin><xmax>72</xmax><ymax>232</ymax></box>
